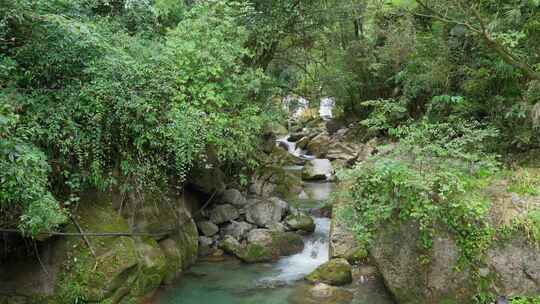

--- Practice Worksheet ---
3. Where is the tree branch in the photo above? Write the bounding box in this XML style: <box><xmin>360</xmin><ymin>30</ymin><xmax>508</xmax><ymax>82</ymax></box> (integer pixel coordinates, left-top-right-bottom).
<box><xmin>413</xmin><ymin>0</ymin><xmax>540</xmax><ymax>81</ymax></box>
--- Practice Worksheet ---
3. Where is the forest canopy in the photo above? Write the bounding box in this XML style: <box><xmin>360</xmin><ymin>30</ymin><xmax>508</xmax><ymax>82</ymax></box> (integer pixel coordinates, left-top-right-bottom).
<box><xmin>1</xmin><ymin>0</ymin><xmax>540</xmax><ymax>236</ymax></box>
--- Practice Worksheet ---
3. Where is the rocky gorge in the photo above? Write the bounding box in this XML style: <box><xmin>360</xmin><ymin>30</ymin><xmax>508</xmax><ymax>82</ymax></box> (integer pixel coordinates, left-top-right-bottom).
<box><xmin>2</xmin><ymin>102</ymin><xmax>540</xmax><ymax>304</ymax></box>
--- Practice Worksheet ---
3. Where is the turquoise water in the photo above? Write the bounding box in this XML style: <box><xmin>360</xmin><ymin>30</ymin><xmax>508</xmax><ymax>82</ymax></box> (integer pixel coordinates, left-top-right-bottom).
<box><xmin>154</xmin><ymin>181</ymin><xmax>394</xmax><ymax>304</ymax></box>
<box><xmin>155</xmin><ymin>260</ymin><xmax>298</xmax><ymax>304</ymax></box>
<box><xmin>154</xmin><ymin>259</ymin><xmax>394</xmax><ymax>304</ymax></box>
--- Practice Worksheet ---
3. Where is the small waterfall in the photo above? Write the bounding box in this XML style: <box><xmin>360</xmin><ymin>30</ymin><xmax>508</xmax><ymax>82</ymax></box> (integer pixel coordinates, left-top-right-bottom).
<box><xmin>319</xmin><ymin>97</ymin><xmax>335</xmax><ymax>121</ymax></box>
<box><xmin>266</xmin><ymin>217</ymin><xmax>331</xmax><ymax>283</ymax></box>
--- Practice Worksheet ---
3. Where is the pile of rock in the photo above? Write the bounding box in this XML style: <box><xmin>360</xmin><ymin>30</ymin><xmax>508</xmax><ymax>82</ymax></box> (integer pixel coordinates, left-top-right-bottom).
<box><xmin>196</xmin><ymin>189</ymin><xmax>316</xmax><ymax>263</ymax></box>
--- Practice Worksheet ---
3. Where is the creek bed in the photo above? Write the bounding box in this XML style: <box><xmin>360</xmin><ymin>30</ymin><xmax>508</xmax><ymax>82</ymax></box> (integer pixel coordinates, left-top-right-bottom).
<box><xmin>153</xmin><ymin>182</ymin><xmax>393</xmax><ymax>304</ymax></box>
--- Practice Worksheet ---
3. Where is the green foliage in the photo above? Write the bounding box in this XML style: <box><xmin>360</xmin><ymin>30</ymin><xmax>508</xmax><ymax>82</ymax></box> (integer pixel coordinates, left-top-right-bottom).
<box><xmin>0</xmin><ymin>0</ymin><xmax>273</xmax><ymax>235</ymax></box>
<box><xmin>510</xmin><ymin>296</ymin><xmax>540</xmax><ymax>304</ymax></box>
<box><xmin>0</xmin><ymin>103</ymin><xmax>66</xmax><ymax>235</ymax></box>
<box><xmin>339</xmin><ymin>120</ymin><xmax>499</xmax><ymax>266</ymax></box>
<box><xmin>360</xmin><ymin>98</ymin><xmax>408</xmax><ymax>134</ymax></box>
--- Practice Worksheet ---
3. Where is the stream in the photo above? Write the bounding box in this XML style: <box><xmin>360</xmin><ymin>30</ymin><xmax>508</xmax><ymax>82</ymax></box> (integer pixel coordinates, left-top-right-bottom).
<box><xmin>154</xmin><ymin>185</ymin><xmax>393</xmax><ymax>304</ymax></box>
<box><xmin>153</xmin><ymin>100</ymin><xmax>394</xmax><ymax>304</ymax></box>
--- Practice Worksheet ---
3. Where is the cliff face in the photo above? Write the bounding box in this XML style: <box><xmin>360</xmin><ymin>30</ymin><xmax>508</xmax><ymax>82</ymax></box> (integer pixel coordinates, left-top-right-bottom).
<box><xmin>0</xmin><ymin>189</ymin><xmax>201</xmax><ymax>304</ymax></box>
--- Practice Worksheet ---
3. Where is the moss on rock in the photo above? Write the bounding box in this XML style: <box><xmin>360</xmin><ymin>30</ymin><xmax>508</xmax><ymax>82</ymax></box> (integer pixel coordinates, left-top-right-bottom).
<box><xmin>305</xmin><ymin>258</ymin><xmax>353</xmax><ymax>286</ymax></box>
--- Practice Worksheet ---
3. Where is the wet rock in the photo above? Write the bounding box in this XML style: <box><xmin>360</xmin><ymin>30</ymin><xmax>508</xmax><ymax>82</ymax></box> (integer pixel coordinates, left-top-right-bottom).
<box><xmin>236</xmin><ymin>229</ymin><xmax>304</xmax><ymax>263</ymax></box>
<box><xmin>245</xmin><ymin>199</ymin><xmax>287</xmax><ymax>227</ymax></box>
<box><xmin>197</xmin><ymin>221</ymin><xmax>219</xmax><ymax>237</ymax></box>
<box><xmin>306</xmin><ymin>258</ymin><xmax>353</xmax><ymax>286</ymax></box>
<box><xmin>247</xmin><ymin>229</ymin><xmax>274</xmax><ymax>245</ymax></box>
<box><xmin>237</xmin><ymin>243</ymin><xmax>274</xmax><ymax>263</ymax></box>
<box><xmin>219</xmin><ymin>235</ymin><xmax>241</xmax><ymax>255</ymax></box>
<box><xmin>307</xmin><ymin>133</ymin><xmax>330</xmax><ymax>157</ymax></box>
<box><xmin>197</xmin><ymin>236</ymin><xmax>214</xmax><ymax>257</ymax></box>
<box><xmin>302</xmin><ymin>159</ymin><xmax>333</xmax><ymax>181</ymax></box>
<box><xmin>221</xmin><ymin>221</ymin><xmax>254</xmax><ymax>240</ymax></box>
<box><xmin>288</xmin><ymin>283</ymin><xmax>353</xmax><ymax>304</ymax></box>
<box><xmin>220</xmin><ymin>189</ymin><xmax>247</xmax><ymax>207</ymax></box>
<box><xmin>285</xmin><ymin>213</ymin><xmax>315</xmax><ymax>233</ymax></box>
<box><xmin>271</xmin><ymin>231</ymin><xmax>305</xmax><ymax>256</ymax></box>
<box><xmin>209</xmin><ymin>204</ymin><xmax>239</xmax><ymax>224</ymax></box>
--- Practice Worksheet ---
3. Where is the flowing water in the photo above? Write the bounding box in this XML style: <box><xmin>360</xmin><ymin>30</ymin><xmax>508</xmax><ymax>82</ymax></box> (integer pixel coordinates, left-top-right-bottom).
<box><xmin>154</xmin><ymin>182</ymin><xmax>393</xmax><ymax>304</ymax></box>
<box><xmin>154</xmin><ymin>112</ymin><xmax>394</xmax><ymax>304</ymax></box>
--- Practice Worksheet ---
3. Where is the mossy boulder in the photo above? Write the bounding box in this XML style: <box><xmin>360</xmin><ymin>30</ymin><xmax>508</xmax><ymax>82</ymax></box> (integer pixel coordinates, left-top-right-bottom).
<box><xmin>306</xmin><ymin>133</ymin><xmax>330</xmax><ymax>158</ymax></box>
<box><xmin>285</xmin><ymin>213</ymin><xmax>315</xmax><ymax>233</ymax></box>
<box><xmin>237</xmin><ymin>243</ymin><xmax>274</xmax><ymax>263</ymax></box>
<box><xmin>305</xmin><ymin>258</ymin><xmax>353</xmax><ymax>286</ymax></box>
<box><xmin>249</xmin><ymin>165</ymin><xmax>303</xmax><ymax>199</ymax></box>
<box><xmin>228</xmin><ymin>229</ymin><xmax>304</xmax><ymax>263</ymax></box>
<box><xmin>0</xmin><ymin>190</ymin><xmax>200</xmax><ymax>304</ymax></box>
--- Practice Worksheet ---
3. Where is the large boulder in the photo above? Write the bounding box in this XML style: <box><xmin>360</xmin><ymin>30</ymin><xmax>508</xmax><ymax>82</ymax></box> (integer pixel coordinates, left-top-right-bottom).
<box><xmin>0</xmin><ymin>190</ymin><xmax>200</xmax><ymax>304</ymax></box>
<box><xmin>220</xmin><ymin>189</ymin><xmax>247</xmax><ymax>207</ymax></box>
<box><xmin>369</xmin><ymin>220</ymin><xmax>540</xmax><ymax>304</ymax></box>
<box><xmin>305</xmin><ymin>258</ymin><xmax>353</xmax><ymax>286</ymax></box>
<box><xmin>229</xmin><ymin>229</ymin><xmax>304</xmax><ymax>263</ymax></box>
<box><xmin>326</xmin><ymin>142</ymin><xmax>359</xmax><ymax>164</ymax></box>
<box><xmin>285</xmin><ymin>212</ymin><xmax>316</xmax><ymax>233</ymax></box>
<box><xmin>306</xmin><ymin>133</ymin><xmax>331</xmax><ymax>157</ymax></box>
<box><xmin>209</xmin><ymin>204</ymin><xmax>239</xmax><ymax>224</ymax></box>
<box><xmin>245</xmin><ymin>198</ymin><xmax>288</xmax><ymax>227</ymax></box>
<box><xmin>302</xmin><ymin>159</ymin><xmax>333</xmax><ymax>181</ymax></box>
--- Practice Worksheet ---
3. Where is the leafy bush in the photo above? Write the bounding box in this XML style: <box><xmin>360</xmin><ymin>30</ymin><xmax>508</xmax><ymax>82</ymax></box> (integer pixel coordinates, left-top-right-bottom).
<box><xmin>0</xmin><ymin>0</ymin><xmax>272</xmax><ymax>236</ymax></box>
<box><xmin>339</xmin><ymin>119</ymin><xmax>499</xmax><ymax>266</ymax></box>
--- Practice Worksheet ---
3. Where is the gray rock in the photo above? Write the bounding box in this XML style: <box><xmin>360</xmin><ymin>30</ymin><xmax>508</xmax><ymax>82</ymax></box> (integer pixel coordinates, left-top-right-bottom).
<box><xmin>245</xmin><ymin>199</ymin><xmax>287</xmax><ymax>227</ymax></box>
<box><xmin>326</xmin><ymin>142</ymin><xmax>359</xmax><ymax>164</ymax></box>
<box><xmin>198</xmin><ymin>236</ymin><xmax>214</xmax><ymax>256</ymax></box>
<box><xmin>221</xmin><ymin>189</ymin><xmax>247</xmax><ymax>207</ymax></box>
<box><xmin>266</xmin><ymin>222</ymin><xmax>289</xmax><ymax>232</ymax></box>
<box><xmin>302</xmin><ymin>159</ymin><xmax>333</xmax><ymax>181</ymax></box>
<box><xmin>197</xmin><ymin>221</ymin><xmax>219</xmax><ymax>237</ymax></box>
<box><xmin>330</xmin><ymin>204</ymin><xmax>359</xmax><ymax>259</ymax></box>
<box><xmin>219</xmin><ymin>235</ymin><xmax>241</xmax><ymax>255</ymax></box>
<box><xmin>268</xmin><ymin>197</ymin><xmax>289</xmax><ymax>213</ymax></box>
<box><xmin>369</xmin><ymin>220</ymin><xmax>540</xmax><ymax>303</ymax></box>
<box><xmin>285</xmin><ymin>213</ymin><xmax>315</xmax><ymax>233</ymax></box>
<box><xmin>222</xmin><ymin>221</ymin><xmax>254</xmax><ymax>240</ymax></box>
<box><xmin>239</xmin><ymin>229</ymin><xmax>304</xmax><ymax>262</ymax></box>
<box><xmin>209</xmin><ymin>204</ymin><xmax>239</xmax><ymax>224</ymax></box>
<box><xmin>306</xmin><ymin>133</ymin><xmax>330</xmax><ymax>157</ymax></box>
<box><xmin>247</xmin><ymin>229</ymin><xmax>273</xmax><ymax>246</ymax></box>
